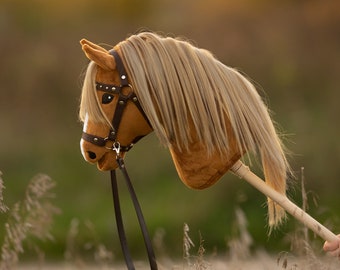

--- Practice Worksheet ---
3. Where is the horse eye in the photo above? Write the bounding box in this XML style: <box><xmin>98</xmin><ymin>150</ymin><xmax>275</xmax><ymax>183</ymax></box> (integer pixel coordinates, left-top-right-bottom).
<box><xmin>102</xmin><ymin>93</ymin><xmax>114</xmax><ymax>104</ymax></box>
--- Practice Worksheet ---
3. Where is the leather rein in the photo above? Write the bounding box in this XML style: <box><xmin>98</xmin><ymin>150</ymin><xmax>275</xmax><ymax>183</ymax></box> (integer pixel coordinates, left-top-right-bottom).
<box><xmin>81</xmin><ymin>50</ymin><xmax>157</xmax><ymax>270</ymax></box>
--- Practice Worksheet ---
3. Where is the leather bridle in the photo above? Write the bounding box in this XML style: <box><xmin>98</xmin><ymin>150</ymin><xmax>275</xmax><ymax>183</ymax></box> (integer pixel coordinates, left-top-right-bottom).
<box><xmin>81</xmin><ymin>50</ymin><xmax>150</xmax><ymax>154</ymax></box>
<box><xmin>81</xmin><ymin>50</ymin><xmax>158</xmax><ymax>270</ymax></box>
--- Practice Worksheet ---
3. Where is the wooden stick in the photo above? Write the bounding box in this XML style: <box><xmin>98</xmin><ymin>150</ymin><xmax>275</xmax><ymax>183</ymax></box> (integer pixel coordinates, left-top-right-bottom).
<box><xmin>230</xmin><ymin>160</ymin><xmax>338</xmax><ymax>243</ymax></box>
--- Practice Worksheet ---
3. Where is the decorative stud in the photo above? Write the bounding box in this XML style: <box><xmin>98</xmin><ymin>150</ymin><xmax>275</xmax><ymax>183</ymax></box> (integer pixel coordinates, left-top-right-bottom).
<box><xmin>121</xmin><ymin>75</ymin><xmax>126</xmax><ymax>80</ymax></box>
<box><xmin>132</xmin><ymin>97</ymin><xmax>138</xmax><ymax>102</ymax></box>
<box><xmin>105</xmin><ymin>86</ymin><xmax>109</xmax><ymax>90</ymax></box>
<box><xmin>94</xmin><ymin>137</ymin><xmax>98</xmax><ymax>141</ymax></box>
<box><xmin>119</xmin><ymin>100</ymin><xmax>125</xmax><ymax>105</ymax></box>
<box><xmin>112</xmin><ymin>86</ymin><xmax>116</xmax><ymax>91</ymax></box>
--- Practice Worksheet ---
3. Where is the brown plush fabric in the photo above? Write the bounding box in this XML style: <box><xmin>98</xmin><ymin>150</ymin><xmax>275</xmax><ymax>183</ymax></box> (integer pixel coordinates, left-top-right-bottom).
<box><xmin>170</xmin><ymin>145</ymin><xmax>241</xmax><ymax>190</ymax></box>
<box><xmin>169</xmin><ymin>118</ymin><xmax>242</xmax><ymax>189</ymax></box>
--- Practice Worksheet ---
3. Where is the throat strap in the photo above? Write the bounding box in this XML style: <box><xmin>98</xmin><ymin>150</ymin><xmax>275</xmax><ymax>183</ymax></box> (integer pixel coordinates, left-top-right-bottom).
<box><xmin>111</xmin><ymin>158</ymin><xmax>158</xmax><ymax>269</ymax></box>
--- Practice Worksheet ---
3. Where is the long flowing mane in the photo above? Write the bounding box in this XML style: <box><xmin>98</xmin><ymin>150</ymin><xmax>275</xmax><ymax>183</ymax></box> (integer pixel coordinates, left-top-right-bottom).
<box><xmin>80</xmin><ymin>32</ymin><xmax>291</xmax><ymax>227</ymax></box>
<box><xmin>119</xmin><ymin>33</ymin><xmax>288</xmax><ymax>158</ymax></box>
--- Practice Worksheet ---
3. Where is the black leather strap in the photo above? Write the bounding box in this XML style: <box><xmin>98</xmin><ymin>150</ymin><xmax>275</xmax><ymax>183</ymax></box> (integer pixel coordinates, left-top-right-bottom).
<box><xmin>110</xmin><ymin>50</ymin><xmax>129</xmax><ymax>86</ymax></box>
<box><xmin>81</xmin><ymin>132</ymin><xmax>107</xmax><ymax>147</ymax></box>
<box><xmin>110</xmin><ymin>94</ymin><xmax>129</xmax><ymax>141</ymax></box>
<box><xmin>81</xmin><ymin>132</ymin><xmax>145</xmax><ymax>152</ymax></box>
<box><xmin>111</xmin><ymin>158</ymin><xmax>158</xmax><ymax>269</ymax></box>
<box><xmin>110</xmin><ymin>169</ymin><xmax>135</xmax><ymax>269</ymax></box>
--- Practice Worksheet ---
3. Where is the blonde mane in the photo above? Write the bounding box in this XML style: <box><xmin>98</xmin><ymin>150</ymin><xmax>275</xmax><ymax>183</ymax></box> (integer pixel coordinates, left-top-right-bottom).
<box><xmin>79</xmin><ymin>61</ymin><xmax>113</xmax><ymax>127</ymax></box>
<box><xmin>119</xmin><ymin>33</ymin><xmax>288</xmax><ymax>156</ymax></box>
<box><xmin>80</xmin><ymin>32</ymin><xmax>291</xmax><ymax>227</ymax></box>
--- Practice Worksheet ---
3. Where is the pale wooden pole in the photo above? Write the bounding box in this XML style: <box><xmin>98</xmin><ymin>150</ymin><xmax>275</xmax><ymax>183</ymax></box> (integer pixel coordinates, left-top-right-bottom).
<box><xmin>230</xmin><ymin>160</ymin><xmax>338</xmax><ymax>243</ymax></box>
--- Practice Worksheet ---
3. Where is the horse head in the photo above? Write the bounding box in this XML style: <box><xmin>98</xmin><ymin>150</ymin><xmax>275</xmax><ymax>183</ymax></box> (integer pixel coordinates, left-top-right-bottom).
<box><xmin>79</xmin><ymin>39</ymin><xmax>152</xmax><ymax>171</ymax></box>
<box><xmin>79</xmin><ymin>33</ymin><xmax>290</xmax><ymax>228</ymax></box>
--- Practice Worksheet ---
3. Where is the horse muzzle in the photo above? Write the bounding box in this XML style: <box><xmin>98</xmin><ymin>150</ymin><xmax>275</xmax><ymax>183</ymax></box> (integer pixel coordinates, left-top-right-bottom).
<box><xmin>80</xmin><ymin>138</ymin><xmax>124</xmax><ymax>170</ymax></box>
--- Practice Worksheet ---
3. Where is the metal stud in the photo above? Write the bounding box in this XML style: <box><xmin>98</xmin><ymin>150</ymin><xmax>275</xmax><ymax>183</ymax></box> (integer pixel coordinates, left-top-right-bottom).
<box><xmin>112</xmin><ymin>86</ymin><xmax>116</xmax><ymax>90</ymax></box>
<box><xmin>105</xmin><ymin>86</ymin><xmax>109</xmax><ymax>90</ymax></box>
<box><xmin>121</xmin><ymin>75</ymin><xmax>126</xmax><ymax>80</ymax></box>
<box><xmin>94</xmin><ymin>137</ymin><xmax>98</xmax><ymax>141</ymax></box>
<box><xmin>119</xmin><ymin>100</ymin><xmax>125</xmax><ymax>105</ymax></box>
<box><xmin>132</xmin><ymin>97</ymin><xmax>138</xmax><ymax>102</ymax></box>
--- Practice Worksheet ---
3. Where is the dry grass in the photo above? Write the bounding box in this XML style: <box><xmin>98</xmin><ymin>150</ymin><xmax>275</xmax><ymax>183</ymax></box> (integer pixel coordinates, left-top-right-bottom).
<box><xmin>0</xmin><ymin>170</ymin><xmax>340</xmax><ymax>269</ymax></box>
<box><xmin>64</xmin><ymin>218</ymin><xmax>113</xmax><ymax>268</ymax></box>
<box><xmin>0</xmin><ymin>172</ymin><xmax>60</xmax><ymax>269</ymax></box>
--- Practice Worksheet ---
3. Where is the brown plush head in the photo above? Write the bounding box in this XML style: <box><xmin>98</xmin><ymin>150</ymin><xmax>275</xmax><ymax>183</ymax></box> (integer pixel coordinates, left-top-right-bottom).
<box><xmin>79</xmin><ymin>32</ymin><xmax>290</xmax><ymax>227</ymax></box>
<box><xmin>79</xmin><ymin>39</ymin><xmax>152</xmax><ymax>170</ymax></box>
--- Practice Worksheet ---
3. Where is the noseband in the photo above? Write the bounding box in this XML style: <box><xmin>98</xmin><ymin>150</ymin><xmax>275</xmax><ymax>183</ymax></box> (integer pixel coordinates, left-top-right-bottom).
<box><xmin>81</xmin><ymin>50</ymin><xmax>150</xmax><ymax>153</ymax></box>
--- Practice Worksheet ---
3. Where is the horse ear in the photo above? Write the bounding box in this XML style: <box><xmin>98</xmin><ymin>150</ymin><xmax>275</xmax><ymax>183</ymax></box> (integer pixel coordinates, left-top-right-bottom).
<box><xmin>80</xmin><ymin>39</ymin><xmax>108</xmax><ymax>53</ymax></box>
<box><xmin>80</xmin><ymin>39</ymin><xmax>116</xmax><ymax>71</ymax></box>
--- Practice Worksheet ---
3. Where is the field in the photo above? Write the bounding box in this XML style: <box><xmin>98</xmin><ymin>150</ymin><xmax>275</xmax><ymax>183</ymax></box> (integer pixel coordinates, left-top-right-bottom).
<box><xmin>13</xmin><ymin>256</ymin><xmax>340</xmax><ymax>270</ymax></box>
<box><xmin>1</xmin><ymin>173</ymin><xmax>339</xmax><ymax>270</ymax></box>
<box><xmin>12</xmin><ymin>245</ymin><xmax>340</xmax><ymax>269</ymax></box>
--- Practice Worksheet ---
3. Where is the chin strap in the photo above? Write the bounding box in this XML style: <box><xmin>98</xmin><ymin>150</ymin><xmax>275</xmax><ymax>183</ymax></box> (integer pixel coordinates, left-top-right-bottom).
<box><xmin>110</xmin><ymin>156</ymin><xmax>158</xmax><ymax>270</ymax></box>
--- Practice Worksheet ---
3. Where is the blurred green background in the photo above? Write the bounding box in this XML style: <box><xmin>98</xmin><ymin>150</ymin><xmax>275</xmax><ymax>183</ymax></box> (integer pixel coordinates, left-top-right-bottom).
<box><xmin>0</xmin><ymin>0</ymin><xmax>339</xmax><ymax>263</ymax></box>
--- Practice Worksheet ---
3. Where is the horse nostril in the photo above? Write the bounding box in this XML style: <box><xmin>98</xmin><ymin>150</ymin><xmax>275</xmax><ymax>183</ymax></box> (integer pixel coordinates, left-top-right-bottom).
<box><xmin>87</xmin><ymin>151</ymin><xmax>97</xmax><ymax>160</ymax></box>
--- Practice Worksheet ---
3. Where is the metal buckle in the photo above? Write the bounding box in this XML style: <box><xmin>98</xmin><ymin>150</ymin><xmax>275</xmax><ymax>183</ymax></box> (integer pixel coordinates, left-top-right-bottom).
<box><xmin>105</xmin><ymin>140</ymin><xmax>121</xmax><ymax>155</ymax></box>
<box><xmin>112</xmin><ymin>142</ymin><xmax>121</xmax><ymax>156</ymax></box>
